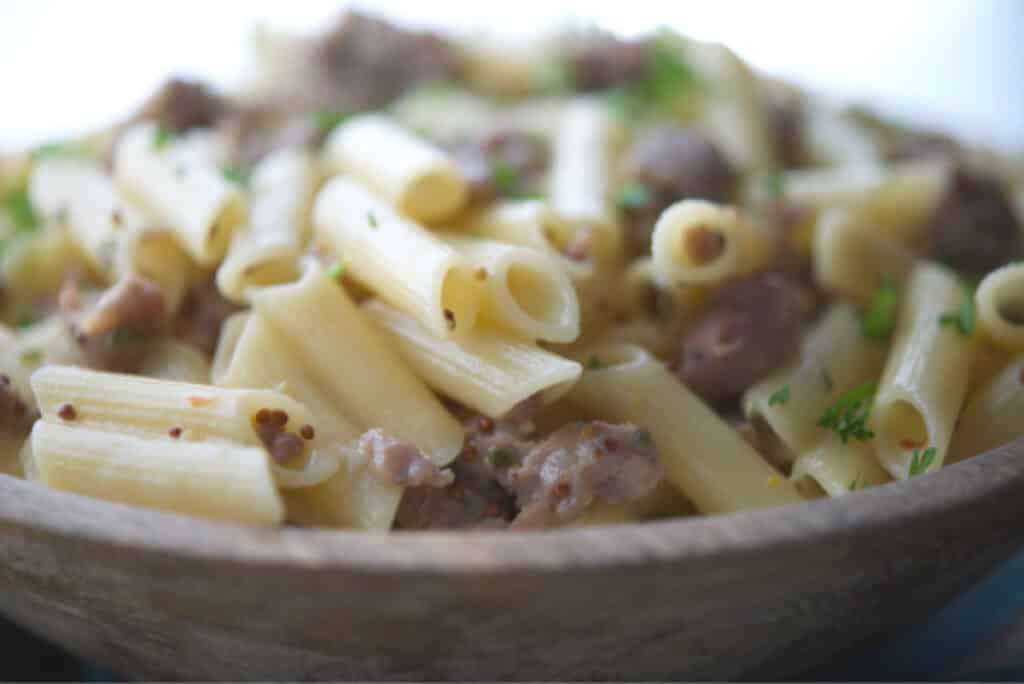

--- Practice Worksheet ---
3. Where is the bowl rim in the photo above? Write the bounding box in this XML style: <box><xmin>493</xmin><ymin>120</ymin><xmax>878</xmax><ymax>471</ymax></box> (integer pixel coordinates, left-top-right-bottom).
<box><xmin>2</xmin><ymin>437</ymin><xmax>1022</xmax><ymax>575</ymax></box>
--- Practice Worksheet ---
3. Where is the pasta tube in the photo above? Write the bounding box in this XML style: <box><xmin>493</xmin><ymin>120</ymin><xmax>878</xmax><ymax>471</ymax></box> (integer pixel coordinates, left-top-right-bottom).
<box><xmin>791</xmin><ymin>437</ymin><xmax>891</xmax><ymax>498</ymax></box>
<box><xmin>949</xmin><ymin>354</ymin><xmax>1024</xmax><ymax>463</ymax></box>
<box><xmin>975</xmin><ymin>263</ymin><xmax>1024</xmax><ymax>353</ymax></box>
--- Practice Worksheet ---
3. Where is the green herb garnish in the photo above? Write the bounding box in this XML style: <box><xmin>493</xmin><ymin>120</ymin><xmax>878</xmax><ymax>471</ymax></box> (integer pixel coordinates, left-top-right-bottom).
<box><xmin>908</xmin><ymin>446</ymin><xmax>937</xmax><ymax>477</ymax></box>
<box><xmin>635</xmin><ymin>428</ymin><xmax>653</xmax><ymax>447</ymax></box>
<box><xmin>938</xmin><ymin>283</ymin><xmax>976</xmax><ymax>337</ymax></box>
<box><xmin>768</xmin><ymin>386</ymin><xmax>790</xmax><ymax>407</ymax></box>
<box><xmin>765</xmin><ymin>171</ymin><xmax>785</xmax><ymax>199</ymax></box>
<box><xmin>535</xmin><ymin>60</ymin><xmax>574</xmax><ymax>94</ymax></box>
<box><xmin>15</xmin><ymin>312</ymin><xmax>34</xmax><ymax>329</ymax></box>
<box><xmin>616</xmin><ymin>182</ymin><xmax>652</xmax><ymax>211</ymax></box>
<box><xmin>152</xmin><ymin>125</ymin><xmax>173</xmax><ymax>150</ymax></box>
<box><xmin>606</xmin><ymin>34</ymin><xmax>700</xmax><ymax>120</ymax></box>
<box><xmin>491</xmin><ymin>158</ymin><xmax>521</xmax><ymax>196</ymax></box>
<box><xmin>487</xmin><ymin>447</ymin><xmax>519</xmax><ymax>469</ymax></box>
<box><xmin>19</xmin><ymin>348</ymin><xmax>42</xmax><ymax>366</ymax></box>
<box><xmin>310</xmin><ymin>109</ymin><xmax>352</xmax><ymax>137</ymax></box>
<box><xmin>3</xmin><ymin>187</ymin><xmax>39</xmax><ymax>231</ymax></box>
<box><xmin>817</xmin><ymin>381</ymin><xmax>877</xmax><ymax>443</ymax></box>
<box><xmin>31</xmin><ymin>140</ymin><xmax>87</xmax><ymax>161</ymax></box>
<box><xmin>326</xmin><ymin>262</ymin><xmax>345</xmax><ymax>281</ymax></box>
<box><xmin>587</xmin><ymin>354</ymin><xmax>607</xmax><ymax>370</ymax></box>
<box><xmin>367</xmin><ymin>211</ymin><xmax>378</xmax><ymax>228</ymax></box>
<box><xmin>221</xmin><ymin>165</ymin><xmax>251</xmax><ymax>188</ymax></box>
<box><xmin>861</xmin><ymin>278</ymin><xmax>900</xmax><ymax>341</ymax></box>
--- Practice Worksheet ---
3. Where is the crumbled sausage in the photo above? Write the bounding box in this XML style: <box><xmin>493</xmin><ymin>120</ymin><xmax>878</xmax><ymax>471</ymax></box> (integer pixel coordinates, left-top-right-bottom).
<box><xmin>620</xmin><ymin>125</ymin><xmax>737</xmax><ymax>253</ymax></box>
<box><xmin>172</xmin><ymin>277</ymin><xmax>241</xmax><ymax>357</ymax></box>
<box><xmin>506</xmin><ymin>421</ymin><xmax>664</xmax><ymax>529</ymax></box>
<box><xmin>253</xmin><ymin>409</ymin><xmax>305</xmax><ymax>464</ymax></box>
<box><xmin>677</xmin><ymin>272</ymin><xmax>805</xmax><ymax>406</ymax></box>
<box><xmin>221</xmin><ymin>106</ymin><xmax>324</xmax><ymax>167</ymax></box>
<box><xmin>885</xmin><ymin>133</ymin><xmax>957</xmax><ymax>163</ymax></box>
<box><xmin>132</xmin><ymin>78</ymin><xmax>224</xmax><ymax>133</ymax></box>
<box><xmin>926</xmin><ymin>166</ymin><xmax>1022</xmax><ymax>277</ymax></box>
<box><xmin>450</xmin><ymin>130</ymin><xmax>547</xmax><ymax>202</ymax></box>
<box><xmin>568</xmin><ymin>34</ymin><xmax>651</xmax><ymax>91</ymax></box>
<box><xmin>60</xmin><ymin>277</ymin><xmax>169</xmax><ymax>373</ymax></box>
<box><xmin>0</xmin><ymin>377</ymin><xmax>38</xmax><ymax>436</ymax></box>
<box><xmin>359</xmin><ymin>429</ymin><xmax>454</xmax><ymax>488</ymax></box>
<box><xmin>314</xmin><ymin>12</ymin><xmax>456</xmax><ymax>111</ymax></box>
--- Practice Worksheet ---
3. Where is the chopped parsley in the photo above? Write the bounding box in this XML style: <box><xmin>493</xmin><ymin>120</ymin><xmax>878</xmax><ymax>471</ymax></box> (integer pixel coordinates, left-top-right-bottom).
<box><xmin>310</xmin><ymin>109</ymin><xmax>352</xmax><ymax>137</ymax></box>
<box><xmin>848</xmin><ymin>475</ymin><xmax>871</xmax><ymax>491</ymax></box>
<box><xmin>764</xmin><ymin>171</ymin><xmax>785</xmax><ymax>199</ymax></box>
<box><xmin>908</xmin><ymin>446</ymin><xmax>937</xmax><ymax>477</ymax></box>
<box><xmin>3</xmin><ymin>187</ymin><xmax>39</xmax><ymax>231</ymax></box>
<box><xmin>151</xmin><ymin>125</ymin><xmax>173</xmax><ymax>150</ymax></box>
<box><xmin>606</xmin><ymin>34</ymin><xmax>700</xmax><ymax>120</ymax></box>
<box><xmin>861</xmin><ymin>278</ymin><xmax>900</xmax><ymax>341</ymax></box>
<box><xmin>822</xmin><ymin>369</ymin><xmax>835</xmax><ymax>392</ymax></box>
<box><xmin>634</xmin><ymin>428</ymin><xmax>654</xmax><ymax>448</ymax></box>
<box><xmin>817</xmin><ymin>381</ymin><xmax>877</xmax><ymax>443</ymax></box>
<box><xmin>31</xmin><ymin>140</ymin><xmax>87</xmax><ymax>161</ymax></box>
<box><xmin>938</xmin><ymin>282</ymin><xmax>976</xmax><ymax>337</ymax></box>
<box><xmin>586</xmin><ymin>354</ymin><xmax>608</xmax><ymax>370</ymax></box>
<box><xmin>535</xmin><ymin>60</ymin><xmax>574</xmax><ymax>94</ymax></box>
<box><xmin>367</xmin><ymin>211</ymin><xmax>378</xmax><ymax>228</ymax></box>
<box><xmin>221</xmin><ymin>165</ymin><xmax>251</xmax><ymax>188</ymax></box>
<box><xmin>19</xmin><ymin>348</ymin><xmax>42</xmax><ymax>366</ymax></box>
<box><xmin>768</xmin><ymin>386</ymin><xmax>790</xmax><ymax>407</ymax></box>
<box><xmin>14</xmin><ymin>312</ymin><xmax>34</xmax><ymax>329</ymax></box>
<box><xmin>616</xmin><ymin>182</ymin><xmax>652</xmax><ymax>211</ymax></box>
<box><xmin>491</xmin><ymin>158</ymin><xmax>521</xmax><ymax>196</ymax></box>
<box><xmin>326</xmin><ymin>262</ymin><xmax>345</xmax><ymax>281</ymax></box>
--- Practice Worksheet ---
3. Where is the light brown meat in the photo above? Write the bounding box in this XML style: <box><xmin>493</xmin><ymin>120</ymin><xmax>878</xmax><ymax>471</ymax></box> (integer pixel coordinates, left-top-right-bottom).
<box><xmin>677</xmin><ymin>272</ymin><xmax>805</xmax><ymax>406</ymax></box>
<box><xmin>359</xmin><ymin>429</ymin><xmax>454</xmax><ymax>488</ymax></box>
<box><xmin>172</xmin><ymin>277</ymin><xmax>241</xmax><ymax>357</ymax></box>
<box><xmin>0</xmin><ymin>374</ymin><xmax>38</xmax><ymax>437</ymax></box>
<box><xmin>505</xmin><ymin>421</ymin><xmax>663</xmax><ymax>529</ymax></box>
<box><xmin>60</xmin><ymin>277</ymin><xmax>169</xmax><ymax>373</ymax></box>
<box><xmin>568</xmin><ymin>34</ymin><xmax>651</xmax><ymax>91</ymax></box>
<box><xmin>926</xmin><ymin>166</ymin><xmax>1022</xmax><ymax>277</ymax></box>
<box><xmin>450</xmin><ymin>130</ymin><xmax>548</xmax><ymax>202</ymax></box>
<box><xmin>132</xmin><ymin>78</ymin><xmax>224</xmax><ymax>133</ymax></box>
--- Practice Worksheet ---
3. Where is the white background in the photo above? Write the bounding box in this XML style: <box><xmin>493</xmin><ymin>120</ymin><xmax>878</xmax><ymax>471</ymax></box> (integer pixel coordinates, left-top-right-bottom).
<box><xmin>1</xmin><ymin>0</ymin><xmax>1021</xmax><ymax>150</ymax></box>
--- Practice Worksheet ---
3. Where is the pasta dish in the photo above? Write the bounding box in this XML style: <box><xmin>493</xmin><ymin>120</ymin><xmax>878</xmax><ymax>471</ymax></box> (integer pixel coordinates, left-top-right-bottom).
<box><xmin>0</xmin><ymin>12</ymin><xmax>1022</xmax><ymax>530</ymax></box>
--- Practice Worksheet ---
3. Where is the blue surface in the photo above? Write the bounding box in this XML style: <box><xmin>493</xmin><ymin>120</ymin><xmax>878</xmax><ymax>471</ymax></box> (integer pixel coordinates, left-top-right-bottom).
<box><xmin>837</xmin><ymin>549</ymin><xmax>1024</xmax><ymax>681</ymax></box>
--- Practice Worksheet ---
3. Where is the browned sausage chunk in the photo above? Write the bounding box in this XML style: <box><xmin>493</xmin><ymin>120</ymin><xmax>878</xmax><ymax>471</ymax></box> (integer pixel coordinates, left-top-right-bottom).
<box><xmin>677</xmin><ymin>272</ymin><xmax>805</xmax><ymax>406</ymax></box>
<box><xmin>450</xmin><ymin>130</ymin><xmax>548</xmax><ymax>202</ymax></box>
<box><xmin>172</xmin><ymin>277</ymin><xmax>241</xmax><ymax>357</ymax></box>
<box><xmin>133</xmin><ymin>78</ymin><xmax>224</xmax><ymax>133</ymax></box>
<box><xmin>59</xmin><ymin>277</ymin><xmax>169</xmax><ymax>374</ymax></box>
<box><xmin>568</xmin><ymin>34</ymin><xmax>651</xmax><ymax>91</ymax></box>
<box><xmin>315</xmin><ymin>12</ymin><xmax>455</xmax><ymax>110</ymax></box>
<box><xmin>620</xmin><ymin>125</ymin><xmax>736</xmax><ymax>253</ymax></box>
<box><xmin>926</xmin><ymin>167</ymin><xmax>1022</xmax><ymax>277</ymax></box>
<box><xmin>0</xmin><ymin>375</ymin><xmax>38</xmax><ymax>437</ymax></box>
<box><xmin>506</xmin><ymin>421</ymin><xmax>663</xmax><ymax>529</ymax></box>
<box><xmin>359</xmin><ymin>428</ymin><xmax>454</xmax><ymax>488</ymax></box>
<box><xmin>765</xmin><ymin>95</ymin><xmax>805</xmax><ymax>169</ymax></box>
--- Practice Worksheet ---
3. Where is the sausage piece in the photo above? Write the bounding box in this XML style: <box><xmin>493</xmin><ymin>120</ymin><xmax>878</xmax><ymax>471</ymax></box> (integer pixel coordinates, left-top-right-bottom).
<box><xmin>0</xmin><ymin>375</ymin><xmax>38</xmax><ymax>437</ymax></box>
<box><xmin>677</xmin><ymin>272</ymin><xmax>805</xmax><ymax>406</ymax></box>
<box><xmin>450</xmin><ymin>130</ymin><xmax>548</xmax><ymax>202</ymax></box>
<box><xmin>926</xmin><ymin>166</ymin><xmax>1022</xmax><ymax>277</ymax></box>
<box><xmin>568</xmin><ymin>34</ymin><xmax>651</xmax><ymax>91</ymax></box>
<box><xmin>133</xmin><ymin>78</ymin><xmax>224</xmax><ymax>133</ymax></box>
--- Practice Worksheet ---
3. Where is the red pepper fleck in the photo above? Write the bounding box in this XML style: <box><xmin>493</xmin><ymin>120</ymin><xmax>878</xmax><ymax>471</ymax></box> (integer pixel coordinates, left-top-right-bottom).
<box><xmin>665</xmin><ymin>358</ymin><xmax>680</xmax><ymax>373</ymax></box>
<box><xmin>477</xmin><ymin>416</ymin><xmax>494</xmax><ymax>434</ymax></box>
<box><xmin>446</xmin><ymin>482</ymin><xmax>465</xmax><ymax>500</ymax></box>
<box><xmin>299</xmin><ymin>424</ymin><xmax>315</xmax><ymax>440</ymax></box>
<box><xmin>460</xmin><ymin>443</ymin><xmax>479</xmax><ymax>462</ymax></box>
<box><xmin>552</xmin><ymin>481</ymin><xmax>571</xmax><ymax>498</ymax></box>
<box><xmin>188</xmin><ymin>395</ymin><xmax>215</xmax><ymax>408</ymax></box>
<box><xmin>57</xmin><ymin>403</ymin><xmax>77</xmax><ymax>421</ymax></box>
<box><xmin>168</xmin><ymin>426</ymin><xmax>183</xmax><ymax>438</ymax></box>
<box><xmin>484</xmin><ymin>502</ymin><xmax>501</xmax><ymax>518</ymax></box>
<box><xmin>900</xmin><ymin>438</ymin><xmax>924</xmax><ymax>450</ymax></box>
<box><xmin>604</xmin><ymin>437</ymin><xmax>619</xmax><ymax>452</ymax></box>
<box><xmin>270</xmin><ymin>410</ymin><xmax>288</xmax><ymax>427</ymax></box>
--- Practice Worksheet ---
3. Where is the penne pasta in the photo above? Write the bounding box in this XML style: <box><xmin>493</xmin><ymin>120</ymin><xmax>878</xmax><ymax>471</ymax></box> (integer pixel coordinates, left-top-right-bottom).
<box><xmin>975</xmin><ymin>263</ymin><xmax>1024</xmax><ymax>353</ymax></box>
<box><xmin>363</xmin><ymin>299</ymin><xmax>581</xmax><ymax>418</ymax></box>
<box><xmin>872</xmin><ymin>264</ymin><xmax>973</xmax><ymax>478</ymax></box>
<box><xmin>790</xmin><ymin>437</ymin><xmax>891</xmax><ymax>498</ymax></box>
<box><xmin>313</xmin><ymin>176</ymin><xmax>481</xmax><ymax>337</ymax></box>
<box><xmin>324</xmin><ymin>113</ymin><xmax>467</xmax><ymax>223</ymax></box>
<box><xmin>948</xmin><ymin>354</ymin><xmax>1024</xmax><ymax>462</ymax></box>
<box><xmin>567</xmin><ymin>342</ymin><xmax>804</xmax><ymax>514</ymax></box>
<box><xmin>114</xmin><ymin>122</ymin><xmax>247</xmax><ymax>266</ymax></box>
<box><xmin>139</xmin><ymin>339</ymin><xmax>212</xmax><ymax>384</ymax></box>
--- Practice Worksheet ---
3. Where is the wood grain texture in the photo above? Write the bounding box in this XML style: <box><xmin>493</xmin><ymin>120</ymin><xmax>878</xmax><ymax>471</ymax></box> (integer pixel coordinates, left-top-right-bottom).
<box><xmin>0</xmin><ymin>437</ymin><xmax>1022</xmax><ymax>681</ymax></box>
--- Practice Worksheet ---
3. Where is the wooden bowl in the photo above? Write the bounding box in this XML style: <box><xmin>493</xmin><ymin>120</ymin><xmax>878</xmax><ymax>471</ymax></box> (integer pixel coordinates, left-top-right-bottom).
<box><xmin>1</xmin><ymin>437</ymin><xmax>1023</xmax><ymax>681</ymax></box>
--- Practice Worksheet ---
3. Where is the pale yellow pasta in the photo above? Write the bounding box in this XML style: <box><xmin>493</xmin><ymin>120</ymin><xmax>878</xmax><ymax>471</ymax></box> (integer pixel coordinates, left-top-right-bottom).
<box><xmin>975</xmin><ymin>263</ymin><xmax>1024</xmax><ymax>352</ymax></box>
<box><xmin>214</xmin><ymin>311</ymin><xmax>399</xmax><ymax>530</ymax></box>
<box><xmin>572</xmin><ymin>481</ymin><xmax>695</xmax><ymax>526</ymax></box>
<box><xmin>251</xmin><ymin>266</ymin><xmax>464</xmax><ymax>465</ymax></box>
<box><xmin>453</xmin><ymin>35</ymin><xmax>551</xmax><ymax>97</ymax></box>
<box><xmin>0</xmin><ymin>433</ymin><xmax>26</xmax><ymax>478</ymax></box>
<box><xmin>313</xmin><ymin>176</ymin><xmax>480</xmax><ymax>337</ymax></box>
<box><xmin>0</xmin><ymin>317</ymin><xmax>82</xmax><ymax>413</ymax></box>
<box><xmin>872</xmin><ymin>264</ymin><xmax>973</xmax><ymax>478</ymax></box>
<box><xmin>783</xmin><ymin>161</ymin><xmax>947</xmax><ymax>244</ymax></box>
<box><xmin>548</xmin><ymin>97</ymin><xmax>623</xmax><ymax>263</ymax></box>
<box><xmin>791</xmin><ymin>437</ymin><xmax>891</xmax><ymax>498</ymax></box>
<box><xmin>216</xmin><ymin>147</ymin><xmax>318</xmax><ymax>304</ymax></box>
<box><xmin>812</xmin><ymin>208</ymin><xmax>917</xmax><ymax>304</ymax></box>
<box><xmin>0</xmin><ymin>225</ymin><xmax>84</xmax><ymax>319</ymax></box>
<box><xmin>450</xmin><ymin>199</ymin><xmax>594</xmax><ymax>281</ymax></box>
<box><xmin>139</xmin><ymin>339</ymin><xmax>212</xmax><ymax>384</ymax></box>
<box><xmin>949</xmin><ymin>354</ymin><xmax>1024</xmax><ymax>462</ymax></box>
<box><xmin>363</xmin><ymin>299</ymin><xmax>581</xmax><ymax>418</ymax></box>
<box><xmin>568</xmin><ymin>342</ymin><xmax>804</xmax><ymax>514</ymax></box>
<box><xmin>744</xmin><ymin>304</ymin><xmax>888</xmax><ymax>455</ymax></box>
<box><xmin>114</xmin><ymin>123</ymin><xmax>246</xmax><ymax>266</ymax></box>
<box><xmin>391</xmin><ymin>84</ymin><xmax>499</xmax><ymax>143</ymax></box>
<box><xmin>30</xmin><ymin>421</ymin><xmax>284</xmax><ymax>525</ymax></box>
<box><xmin>651</xmin><ymin>199</ymin><xmax>771</xmax><ymax>285</ymax></box>
<box><xmin>323</xmin><ymin>113</ymin><xmax>467</xmax><ymax>223</ymax></box>
<box><xmin>442</xmin><ymin>235</ymin><xmax>579</xmax><ymax>342</ymax></box>
<box><xmin>803</xmin><ymin>105</ymin><xmax>883</xmax><ymax>166</ymax></box>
